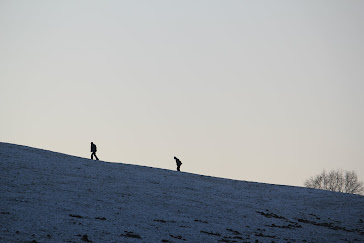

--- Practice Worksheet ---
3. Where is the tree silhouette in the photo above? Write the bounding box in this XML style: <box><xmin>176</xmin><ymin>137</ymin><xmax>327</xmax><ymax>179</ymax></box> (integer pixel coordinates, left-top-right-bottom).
<box><xmin>304</xmin><ymin>169</ymin><xmax>364</xmax><ymax>195</ymax></box>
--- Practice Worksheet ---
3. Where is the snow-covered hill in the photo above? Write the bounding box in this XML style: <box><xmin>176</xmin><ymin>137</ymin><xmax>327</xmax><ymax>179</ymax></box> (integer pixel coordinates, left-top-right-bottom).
<box><xmin>1</xmin><ymin>142</ymin><xmax>363</xmax><ymax>242</ymax></box>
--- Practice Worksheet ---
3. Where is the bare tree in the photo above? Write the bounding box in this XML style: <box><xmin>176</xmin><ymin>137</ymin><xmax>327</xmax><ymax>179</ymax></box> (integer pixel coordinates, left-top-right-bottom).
<box><xmin>304</xmin><ymin>169</ymin><xmax>364</xmax><ymax>195</ymax></box>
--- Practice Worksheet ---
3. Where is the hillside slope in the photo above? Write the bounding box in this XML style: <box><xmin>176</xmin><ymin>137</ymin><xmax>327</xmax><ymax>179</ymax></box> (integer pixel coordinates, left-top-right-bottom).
<box><xmin>0</xmin><ymin>142</ymin><xmax>363</xmax><ymax>242</ymax></box>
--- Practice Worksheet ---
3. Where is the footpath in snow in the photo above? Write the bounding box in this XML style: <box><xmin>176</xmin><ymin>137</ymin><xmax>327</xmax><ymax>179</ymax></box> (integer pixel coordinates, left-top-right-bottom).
<box><xmin>0</xmin><ymin>142</ymin><xmax>363</xmax><ymax>242</ymax></box>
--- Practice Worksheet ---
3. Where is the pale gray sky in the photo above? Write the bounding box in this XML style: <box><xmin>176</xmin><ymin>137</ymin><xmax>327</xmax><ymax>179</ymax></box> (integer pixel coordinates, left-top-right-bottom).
<box><xmin>1</xmin><ymin>0</ymin><xmax>363</xmax><ymax>186</ymax></box>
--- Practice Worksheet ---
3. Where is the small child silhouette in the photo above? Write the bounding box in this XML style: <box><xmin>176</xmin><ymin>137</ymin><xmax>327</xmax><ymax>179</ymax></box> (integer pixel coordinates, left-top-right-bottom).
<box><xmin>174</xmin><ymin>156</ymin><xmax>182</xmax><ymax>171</ymax></box>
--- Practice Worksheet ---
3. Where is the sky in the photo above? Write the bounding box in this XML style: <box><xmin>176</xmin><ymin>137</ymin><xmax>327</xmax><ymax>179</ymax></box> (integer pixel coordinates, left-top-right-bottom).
<box><xmin>1</xmin><ymin>0</ymin><xmax>363</xmax><ymax>187</ymax></box>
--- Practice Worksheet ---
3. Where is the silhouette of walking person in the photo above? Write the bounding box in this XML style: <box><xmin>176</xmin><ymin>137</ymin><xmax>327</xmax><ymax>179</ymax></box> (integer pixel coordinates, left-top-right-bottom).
<box><xmin>91</xmin><ymin>142</ymin><xmax>99</xmax><ymax>160</ymax></box>
<box><xmin>174</xmin><ymin>156</ymin><xmax>182</xmax><ymax>171</ymax></box>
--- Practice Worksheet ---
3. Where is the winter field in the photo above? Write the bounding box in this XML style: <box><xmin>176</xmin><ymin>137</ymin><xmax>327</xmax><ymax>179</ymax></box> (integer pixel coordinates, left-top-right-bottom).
<box><xmin>0</xmin><ymin>142</ymin><xmax>363</xmax><ymax>242</ymax></box>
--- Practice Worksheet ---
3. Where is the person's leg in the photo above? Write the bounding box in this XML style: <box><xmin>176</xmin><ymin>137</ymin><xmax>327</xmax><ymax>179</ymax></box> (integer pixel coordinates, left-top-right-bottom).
<box><xmin>177</xmin><ymin>165</ymin><xmax>180</xmax><ymax>171</ymax></box>
<box><xmin>91</xmin><ymin>153</ymin><xmax>94</xmax><ymax>160</ymax></box>
<box><xmin>94</xmin><ymin>153</ymin><xmax>99</xmax><ymax>160</ymax></box>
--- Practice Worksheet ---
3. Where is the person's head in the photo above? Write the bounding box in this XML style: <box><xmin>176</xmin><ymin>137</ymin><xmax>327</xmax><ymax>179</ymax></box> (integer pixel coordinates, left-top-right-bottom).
<box><xmin>91</xmin><ymin>142</ymin><xmax>94</xmax><ymax>145</ymax></box>
<box><xmin>174</xmin><ymin>156</ymin><xmax>177</xmax><ymax>160</ymax></box>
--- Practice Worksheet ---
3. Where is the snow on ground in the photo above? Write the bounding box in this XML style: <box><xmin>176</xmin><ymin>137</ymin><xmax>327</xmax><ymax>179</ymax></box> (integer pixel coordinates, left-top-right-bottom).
<box><xmin>0</xmin><ymin>142</ymin><xmax>363</xmax><ymax>243</ymax></box>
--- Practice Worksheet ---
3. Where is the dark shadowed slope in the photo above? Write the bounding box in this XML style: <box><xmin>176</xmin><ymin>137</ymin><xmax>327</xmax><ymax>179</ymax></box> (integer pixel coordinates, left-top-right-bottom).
<box><xmin>1</xmin><ymin>142</ymin><xmax>363</xmax><ymax>242</ymax></box>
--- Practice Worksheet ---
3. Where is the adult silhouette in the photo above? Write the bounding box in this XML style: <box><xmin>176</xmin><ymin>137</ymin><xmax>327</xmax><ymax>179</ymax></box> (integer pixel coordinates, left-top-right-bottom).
<box><xmin>174</xmin><ymin>156</ymin><xmax>182</xmax><ymax>171</ymax></box>
<box><xmin>91</xmin><ymin>142</ymin><xmax>99</xmax><ymax>160</ymax></box>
